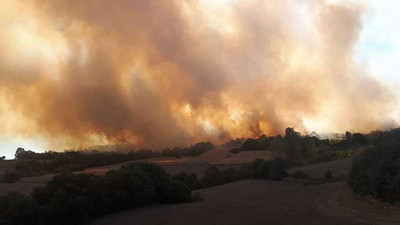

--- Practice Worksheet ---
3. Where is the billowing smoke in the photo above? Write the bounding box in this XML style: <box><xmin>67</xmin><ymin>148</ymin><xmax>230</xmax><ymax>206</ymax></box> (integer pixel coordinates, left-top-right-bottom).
<box><xmin>0</xmin><ymin>0</ymin><xmax>397</xmax><ymax>150</ymax></box>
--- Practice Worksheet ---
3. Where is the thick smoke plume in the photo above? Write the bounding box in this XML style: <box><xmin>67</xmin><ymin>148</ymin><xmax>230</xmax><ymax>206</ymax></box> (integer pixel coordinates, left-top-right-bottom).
<box><xmin>0</xmin><ymin>0</ymin><xmax>397</xmax><ymax>150</ymax></box>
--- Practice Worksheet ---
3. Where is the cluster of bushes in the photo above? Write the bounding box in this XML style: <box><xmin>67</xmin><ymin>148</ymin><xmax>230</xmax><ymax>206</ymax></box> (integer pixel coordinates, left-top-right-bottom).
<box><xmin>161</xmin><ymin>142</ymin><xmax>214</xmax><ymax>158</ymax></box>
<box><xmin>237</xmin><ymin>127</ymin><xmax>400</xmax><ymax>166</ymax></box>
<box><xmin>13</xmin><ymin>142</ymin><xmax>214</xmax><ymax>178</ymax></box>
<box><xmin>230</xmin><ymin>148</ymin><xmax>240</xmax><ymax>154</ymax></box>
<box><xmin>0</xmin><ymin>163</ymin><xmax>196</xmax><ymax>225</ymax></box>
<box><xmin>14</xmin><ymin>149</ymin><xmax>161</xmax><ymax>177</ymax></box>
<box><xmin>223</xmin><ymin>138</ymin><xmax>246</xmax><ymax>149</ymax></box>
<box><xmin>240</xmin><ymin>135</ymin><xmax>269</xmax><ymax>151</ymax></box>
<box><xmin>348</xmin><ymin>132</ymin><xmax>400</xmax><ymax>203</ymax></box>
<box><xmin>173</xmin><ymin>158</ymin><xmax>288</xmax><ymax>190</ymax></box>
<box><xmin>238</xmin><ymin>128</ymin><xmax>331</xmax><ymax>166</ymax></box>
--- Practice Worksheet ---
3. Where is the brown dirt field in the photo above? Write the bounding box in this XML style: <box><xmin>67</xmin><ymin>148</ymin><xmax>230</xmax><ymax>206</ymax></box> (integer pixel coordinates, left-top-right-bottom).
<box><xmin>88</xmin><ymin>180</ymin><xmax>400</xmax><ymax>225</ymax></box>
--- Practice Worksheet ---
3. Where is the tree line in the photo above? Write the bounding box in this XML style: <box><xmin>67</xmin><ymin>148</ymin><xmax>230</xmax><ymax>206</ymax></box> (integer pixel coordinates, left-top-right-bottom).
<box><xmin>4</xmin><ymin>142</ymin><xmax>213</xmax><ymax>181</ymax></box>
<box><xmin>236</xmin><ymin>127</ymin><xmax>387</xmax><ymax>166</ymax></box>
<box><xmin>348</xmin><ymin>128</ymin><xmax>400</xmax><ymax>203</ymax></box>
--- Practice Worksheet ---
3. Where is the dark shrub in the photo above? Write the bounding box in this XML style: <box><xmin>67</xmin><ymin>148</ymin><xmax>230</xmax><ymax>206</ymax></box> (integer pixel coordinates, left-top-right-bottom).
<box><xmin>323</xmin><ymin>170</ymin><xmax>333</xmax><ymax>179</ymax></box>
<box><xmin>195</xmin><ymin>159</ymin><xmax>288</xmax><ymax>189</ymax></box>
<box><xmin>348</xmin><ymin>140</ymin><xmax>400</xmax><ymax>203</ymax></box>
<box><xmin>0</xmin><ymin>192</ymin><xmax>41</xmax><ymax>225</ymax></box>
<box><xmin>129</xmin><ymin>163</ymin><xmax>173</xmax><ymax>204</ymax></box>
<box><xmin>0</xmin><ymin>162</ymin><xmax>197</xmax><ymax>225</ymax></box>
<box><xmin>173</xmin><ymin>172</ymin><xmax>199</xmax><ymax>190</ymax></box>
<box><xmin>234</xmin><ymin>163</ymin><xmax>251</xmax><ymax>180</ymax></box>
<box><xmin>352</xmin><ymin>133</ymin><xmax>368</xmax><ymax>145</ymax></box>
<box><xmin>241</xmin><ymin>137</ymin><xmax>266</xmax><ymax>151</ymax></box>
<box><xmin>164</xmin><ymin>180</ymin><xmax>192</xmax><ymax>203</ymax></box>
<box><xmin>190</xmin><ymin>142</ymin><xmax>214</xmax><ymax>155</ymax></box>
<box><xmin>12</xmin><ymin>148</ymin><xmax>162</xmax><ymax>178</ymax></box>
<box><xmin>162</xmin><ymin>142</ymin><xmax>214</xmax><ymax>158</ymax></box>
<box><xmin>196</xmin><ymin>166</ymin><xmax>238</xmax><ymax>188</ymax></box>
<box><xmin>230</xmin><ymin>148</ymin><xmax>240</xmax><ymax>154</ymax></box>
<box><xmin>247</xmin><ymin>158</ymin><xmax>288</xmax><ymax>181</ymax></box>
<box><xmin>267</xmin><ymin>159</ymin><xmax>289</xmax><ymax>181</ymax></box>
<box><xmin>234</xmin><ymin>158</ymin><xmax>287</xmax><ymax>181</ymax></box>
<box><xmin>200</xmin><ymin>166</ymin><xmax>221</xmax><ymax>187</ymax></box>
<box><xmin>285</xmin><ymin>128</ymin><xmax>306</xmax><ymax>166</ymax></box>
<box><xmin>100</xmin><ymin>166</ymin><xmax>156</xmax><ymax>209</ymax></box>
<box><xmin>224</xmin><ymin>138</ymin><xmax>245</xmax><ymax>148</ymax></box>
<box><xmin>220</xmin><ymin>168</ymin><xmax>237</xmax><ymax>183</ymax></box>
<box><xmin>1</xmin><ymin>171</ymin><xmax>22</xmax><ymax>183</ymax></box>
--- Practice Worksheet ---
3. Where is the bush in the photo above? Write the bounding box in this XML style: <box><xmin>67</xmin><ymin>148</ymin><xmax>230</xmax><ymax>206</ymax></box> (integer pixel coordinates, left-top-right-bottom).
<box><xmin>323</xmin><ymin>170</ymin><xmax>333</xmax><ymax>179</ymax></box>
<box><xmin>0</xmin><ymin>162</ymin><xmax>197</xmax><ymax>225</ymax></box>
<box><xmin>0</xmin><ymin>192</ymin><xmax>41</xmax><ymax>225</ymax></box>
<box><xmin>246</xmin><ymin>158</ymin><xmax>288</xmax><ymax>181</ymax></box>
<box><xmin>12</xmin><ymin>149</ymin><xmax>162</xmax><ymax>178</ymax></box>
<box><xmin>223</xmin><ymin>138</ymin><xmax>245</xmax><ymax>148</ymax></box>
<box><xmin>199</xmin><ymin>166</ymin><xmax>221</xmax><ymax>187</ymax></box>
<box><xmin>348</xmin><ymin>141</ymin><xmax>400</xmax><ymax>203</ymax></box>
<box><xmin>162</xmin><ymin>142</ymin><xmax>214</xmax><ymax>158</ymax></box>
<box><xmin>193</xmin><ymin>159</ymin><xmax>288</xmax><ymax>189</ymax></box>
<box><xmin>233</xmin><ymin>158</ymin><xmax>288</xmax><ymax>181</ymax></box>
<box><xmin>240</xmin><ymin>136</ymin><xmax>267</xmax><ymax>151</ymax></box>
<box><xmin>291</xmin><ymin>170</ymin><xmax>311</xmax><ymax>179</ymax></box>
<box><xmin>230</xmin><ymin>148</ymin><xmax>240</xmax><ymax>154</ymax></box>
<box><xmin>220</xmin><ymin>168</ymin><xmax>237</xmax><ymax>183</ymax></box>
<box><xmin>172</xmin><ymin>172</ymin><xmax>199</xmax><ymax>190</ymax></box>
<box><xmin>1</xmin><ymin>171</ymin><xmax>22</xmax><ymax>183</ymax></box>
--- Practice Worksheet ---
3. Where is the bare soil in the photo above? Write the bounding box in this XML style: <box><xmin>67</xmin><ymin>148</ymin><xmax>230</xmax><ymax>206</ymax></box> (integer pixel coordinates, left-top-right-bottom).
<box><xmin>87</xmin><ymin>180</ymin><xmax>400</xmax><ymax>225</ymax></box>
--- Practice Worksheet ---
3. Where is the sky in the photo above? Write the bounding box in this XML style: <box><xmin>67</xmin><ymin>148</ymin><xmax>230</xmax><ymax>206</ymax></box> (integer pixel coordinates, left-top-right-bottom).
<box><xmin>355</xmin><ymin>0</ymin><xmax>400</xmax><ymax>95</ymax></box>
<box><xmin>0</xmin><ymin>0</ymin><xmax>399</xmax><ymax>159</ymax></box>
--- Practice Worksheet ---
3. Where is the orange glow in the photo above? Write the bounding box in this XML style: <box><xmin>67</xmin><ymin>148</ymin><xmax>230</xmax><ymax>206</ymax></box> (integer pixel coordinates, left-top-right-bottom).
<box><xmin>0</xmin><ymin>0</ymin><xmax>397</xmax><ymax>151</ymax></box>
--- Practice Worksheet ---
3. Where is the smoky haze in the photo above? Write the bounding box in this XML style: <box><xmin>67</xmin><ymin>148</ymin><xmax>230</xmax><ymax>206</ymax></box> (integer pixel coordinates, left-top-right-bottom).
<box><xmin>0</xmin><ymin>0</ymin><xmax>397</xmax><ymax>151</ymax></box>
